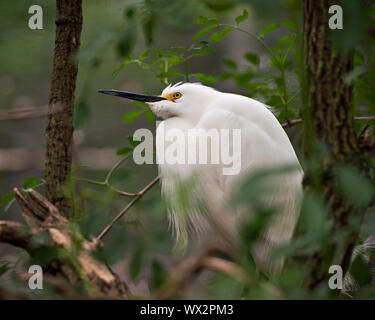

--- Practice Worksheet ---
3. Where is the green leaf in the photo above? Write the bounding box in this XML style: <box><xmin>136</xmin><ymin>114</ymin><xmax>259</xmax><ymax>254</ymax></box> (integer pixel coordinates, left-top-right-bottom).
<box><xmin>278</xmin><ymin>33</ymin><xmax>296</xmax><ymax>45</ymax></box>
<box><xmin>299</xmin><ymin>193</ymin><xmax>330</xmax><ymax>239</ymax></box>
<box><xmin>116</xmin><ymin>23</ymin><xmax>137</xmax><ymax>57</ymax></box>
<box><xmin>113</xmin><ymin>59</ymin><xmax>135</xmax><ymax>76</ymax></box>
<box><xmin>204</xmin><ymin>0</ymin><xmax>235</xmax><ymax>12</ymax></box>
<box><xmin>208</xmin><ymin>26</ymin><xmax>232</xmax><ymax>43</ymax></box>
<box><xmin>197</xmin><ymin>16</ymin><xmax>218</xmax><ymax>25</ymax></box>
<box><xmin>220</xmin><ymin>71</ymin><xmax>233</xmax><ymax>81</ymax></box>
<box><xmin>22</xmin><ymin>177</ymin><xmax>41</xmax><ymax>190</ymax></box>
<box><xmin>157</xmin><ymin>71</ymin><xmax>183</xmax><ymax>79</ymax></box>
<box><xmin>142</xmin><ymin>14</ymin><xmax>155</xmax><ymax>45</ymax></box>
<box><xmin>127</xmin><ymin>136</ymin><xmax>142</xmax><ymax>147</ymax></box>
<box><xmin>188</xmin><ymin>49</ymin><xmax>214</xmax><ymax>58</ymax></box>
<box><xmin>192</xmin><ymin>73</ymin><xmax>217</xmax><ymax>84</ymax></box>
<box><xmin>145</xmin><ymin>109</ymin><xmax>156</xmax><ymax>123</ymax></box>
<box><xmin>354</xmin><ymin>50</ymin><xmax>365</xmax><ymax>68</ymax></box>
<box><xmin>235</xmin><ymin>9</ymin><xmax>248</xmax><ymax>24</ymax></box>
<box><xmin>234</xmin><ymin>70</ymin><xmax>254</xmax><ymax>87</ymax></box>
<box><xmin>0</xmin><ymin>262</ymin><xmax>11</xmax><ymax>276</ymax></box>
<box><xmin>116</xmin><ymin>147</ymin><xmax>133</xmax><ymax>156</ymax></box>
<box><xmin>74</xmin><ymin>100</ymin><xmax>90</xmax><ymax>129</ymax></box>
<box><xmin>244</xmin><ymin>52</ymin><xmax>260</xmax><ymax>66</ymax></box>
<box><xmin>152</xmin><ymin>49</ymin><xmax>179</xmax><ymax>57</ymax></box>
<box><xmin>223</xmin><ymin>58</ymin><xmax>237</xmax><ymax>69</ymax></box>
<box><xmin>113</xmin><ymin>57</ymin><xmax>150</xmax><ymax>76</ymax></box>
<box><xmin>172</xmin><ymin>46</ymin><xmax>189</xmax><ymax>51</ymax></box>
<box><xmin>132</xmin><ymin>101</ymin><xmax>147</xmax><ymax>109</ymax></box>
<box><xmin>269</xmin><ymin>54</ymin><xmax>284</xmax><ymax>71</ymax></box>
<box><xmin>129</xmin><ymin>247</ymin><xmax>143</xmax><ymax>280</ymax></box>
<box><xmin>168</xmin><ymin>56</ymin><xmax>184</xmax><ymax>68</ymax></box>
<box><xmin>282</xmin><ymin>19</ymin><xmax>297</xmax><ymax>30</ymax></box>
<box><xmin>71</xmin><ymin>165</ymin><xmax>89</xmax><ymax>173</ymax></box>
<box><xmin>350</xmin><ymin>255</ymin><xmax>372</xmax><ymax>286</ymax></box>
<box><xmin>122</xmin><ymin>110</ymin><xmax>144</xmax><ymax>122</ymax></box>
<box><xmin>193</xmin><ymin>25</ymin><xmax>218</xmax><ymax>40</ymax></box>
<box><xmin>259</xmin><ymin>23</ymin><xmax>280</xmax><ymax>36</ymax></box>
<box><xmin>335</xmin><ymin>166</ymin><xmax>375</xmax><ymax>207</ymax></box>
<box><xmin>0</xmin><ymin>193</ymin><xmax>14</xmax><ymax>207</ymax></box>
<box><xmin>139</xmin><ymin>49</ymin><xmax>150</xmax><ymax>59</ymax></box>
<box><xmin>150</xmin><ymin>259</ymin><xmax>166</xmax><ymax>290</ymax></box>
<box><xmin>3</xmin><ymin>199</ymin><xmax>15</xmax><ymax>213</ymax></box>
<box><xmin>239</xmin><ymin>208</ymin><xmax>275</xmax><ymax>245</ymax></box>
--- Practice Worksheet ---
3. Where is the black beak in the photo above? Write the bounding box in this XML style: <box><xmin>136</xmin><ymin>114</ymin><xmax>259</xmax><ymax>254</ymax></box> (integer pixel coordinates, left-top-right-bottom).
<box><xmin>98</xmin><ymin>89</ymin><xmax>167</xmax><ymax>102</ymax></box>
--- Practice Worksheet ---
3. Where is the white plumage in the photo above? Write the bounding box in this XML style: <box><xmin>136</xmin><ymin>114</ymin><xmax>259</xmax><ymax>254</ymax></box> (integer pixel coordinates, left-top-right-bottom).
<box><xmin>148</xmin><ymin>83</ymin><xmax>303</xmax><ymax>274</ymax></box>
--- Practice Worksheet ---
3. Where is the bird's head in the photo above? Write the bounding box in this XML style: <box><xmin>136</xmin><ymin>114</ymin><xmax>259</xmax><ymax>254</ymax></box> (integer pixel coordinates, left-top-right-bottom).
<box><xmin>98</xmin><ymin>83</ymin><xmax>219</xmax><ymax>122</ymax></box>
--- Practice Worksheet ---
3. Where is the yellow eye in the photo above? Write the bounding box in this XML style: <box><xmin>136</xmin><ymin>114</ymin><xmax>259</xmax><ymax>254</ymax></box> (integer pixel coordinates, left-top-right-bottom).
<box><xmin>172</xmin><ymin>92</ymin><xmax>182</xmax><ymax>99</ymax></box>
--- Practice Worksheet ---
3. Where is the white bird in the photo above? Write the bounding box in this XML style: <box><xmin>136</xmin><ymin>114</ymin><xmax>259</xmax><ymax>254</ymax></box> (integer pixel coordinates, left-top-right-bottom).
<box><xmin>99</xmin><ymin>83</ymin><xmax>303</xmax><ymax>274</ymax></box>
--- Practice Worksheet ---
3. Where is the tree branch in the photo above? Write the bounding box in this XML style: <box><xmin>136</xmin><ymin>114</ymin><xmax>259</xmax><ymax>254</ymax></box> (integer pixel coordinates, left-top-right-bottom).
<box><xmin>0</xmin><ymin>221</ymin><xmax>31</xmax><ymax>249</ymax></box>
<box><xmin>0</xmin><ymin>188</ymin><xmax>129</xmax><ymax>299</ymax></box>
<box><xmin>0</xmin><ymin>106</ymin><xmax>48</xmax><ymax>121</ymax></box>
<box><xmin>155</xmin><ymin>247</ymin><xmax>248</xmax><ymax>299</ymax></box>
<box><xmin>96</xmin><ymin>176</ymin><xmax>160</xmax><ymax>241</ymax></box>
<box><xmin>281</xmin><ymin>116</ymin><xmax>375</xmax><ymax>129</ymax></box>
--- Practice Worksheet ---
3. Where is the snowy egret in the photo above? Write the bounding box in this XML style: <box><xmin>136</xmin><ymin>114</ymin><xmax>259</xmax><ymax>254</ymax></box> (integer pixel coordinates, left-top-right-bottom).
<box><xmin>99</xmin><ymin>83</ymin><xmax>303</xmax><ymax>274</ymax></box>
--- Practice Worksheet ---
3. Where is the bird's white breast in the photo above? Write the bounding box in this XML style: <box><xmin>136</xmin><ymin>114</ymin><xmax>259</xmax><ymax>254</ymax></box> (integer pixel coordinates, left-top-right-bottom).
<box><xmin>156</xmin><ymin>90</ymin><xmax>303</xmax><ymax>271</ymax></box>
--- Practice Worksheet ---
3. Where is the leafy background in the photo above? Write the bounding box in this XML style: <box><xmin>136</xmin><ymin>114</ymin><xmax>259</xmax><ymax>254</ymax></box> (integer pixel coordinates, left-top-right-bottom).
<box><xmin>0</xmin><ymin>0</ymin><xmax>374</xmax><ymax>299</ymax></box>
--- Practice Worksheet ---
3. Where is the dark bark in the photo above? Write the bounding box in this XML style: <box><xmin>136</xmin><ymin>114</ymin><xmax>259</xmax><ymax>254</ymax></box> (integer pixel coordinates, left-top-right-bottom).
<box><xmin>302</xmin><ymin>0</ymin><xmax>358</xmax><ymax>160</ymax></box>
<box><xmin>45</xmin><ymin>0</ymin><xmax>83</xmax><ymax>218</ymax></box>
<box><xmin>302</xmin><ymin>0</ymin><xmax>373</xmax><ymax>289</ymax></box>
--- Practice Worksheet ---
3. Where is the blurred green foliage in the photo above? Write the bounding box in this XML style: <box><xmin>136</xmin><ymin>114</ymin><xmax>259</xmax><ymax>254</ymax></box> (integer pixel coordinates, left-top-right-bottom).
<box><xmin>1</xmin><ymin>0</ymin><xmax>375</xmax><ymax>300</ymax></box>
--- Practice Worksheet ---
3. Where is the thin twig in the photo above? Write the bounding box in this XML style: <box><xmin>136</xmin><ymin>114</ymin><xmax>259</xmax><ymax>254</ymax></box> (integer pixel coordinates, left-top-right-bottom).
<box><xmin>222</xmin><ymin>24</ymin><xmax>281</xmax><ymax>66</ymax></box>
<box><xmin>104</xmin><ymin>154</ymin><xmax>132</xmax><ymax>183</ymax></box>
<box><xmin>96</xmin><ymin>176</ymin><xmax>160</xmax><ymax>241</ymax></box>
<box><xmin>359</xmin><ymin>124</ymin><xmax>370</xmax><ymax>138</ymax></box>
<box><xmin>355</xmin><ymin>116</ymin><xmax>375</xmax><ymax>121</ymax></box>
<box><xmin>73</xmin><ymin>177</ymin><xmax>138</xmax><ymax>197</ymax></box>
<box><xmin>0</xmin><ymin>106</ymin><xmax>48</xmax><ymax>121</ymax></box>
<box><xmin>281</xmin><ymin>116</ymin><xmax>375</xmax><ymax>128</ymax></box>
<box><xmin>281</xmin><ymin>118</ymin><xmax>302</xmax><ymax>128</ymax></box>
<box><xmin>73</xmin><ymin>153</ymin><xmax>138</xmax><ymax>197</ymax></box>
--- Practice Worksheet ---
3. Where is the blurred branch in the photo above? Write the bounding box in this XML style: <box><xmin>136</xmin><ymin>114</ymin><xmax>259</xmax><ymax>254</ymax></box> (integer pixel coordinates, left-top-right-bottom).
<box><xmin>18</xmin><ymin>273</ymin><xmax>91</xmax><ymax>299</ymax></box>
<box><xmin>155</xmin><ymin>247</ymin><xmax>248</xmax><ymax>299</ymax></box>
<box><xmin>0</xmin><ymin>286</ymin><xmax>30</xmax><ymax>300</ymax></box>
<box><xmin>0</xmin><ymin>148</ymin><xmax>118</xmax><ymax>171</ymax></box>
<box><xmin>281</xmin><ymin>119</ymin><xmax>303</xmax><ymax>128</ymax></box>
<box><xmin>96</xmin><ymin>176</ymin><xmax>160</xmax><ymax>241</ymax></box>
<box><xmin>0</xmin><ymin>188</ymin><xmax>129</xmax><ymax>299</ymax></box>
<box><xmin>0</xmin><ymin>221</ymin><xmax>31</xmax><ymax>249</ymax></box>
<box><xmin>281</xmin><ymin>116</ymin><xmax>375</xmax><ymax>128</ymax></box>
<box><xmin>354</xmin><ymin>116</ymin><xmax>375</xmax><ymax>121</ymax></box>
<box><xmin>0</xmin><ymin>106</ymin><xmax>48</xmax><ymax>121</ymax></box>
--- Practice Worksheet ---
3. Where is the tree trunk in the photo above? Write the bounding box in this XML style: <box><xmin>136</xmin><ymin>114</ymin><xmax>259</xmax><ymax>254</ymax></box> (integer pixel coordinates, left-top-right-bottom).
<box><xmin>45</xmin><ymin>0</ymin><xmax>82</xmax><ymax>218</ymax></box>
<box><xmin>302</xmin><ymin>0</ymin><xmax>371</xmax><ymax>289</ymax></box>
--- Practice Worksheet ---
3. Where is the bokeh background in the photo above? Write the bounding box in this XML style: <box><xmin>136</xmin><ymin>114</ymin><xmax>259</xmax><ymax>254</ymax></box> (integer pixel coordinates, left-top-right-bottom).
<box><xmin>0</xmin><ymin>0</ymin><xmax>374</xmax><ymax>298</ymax></box>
